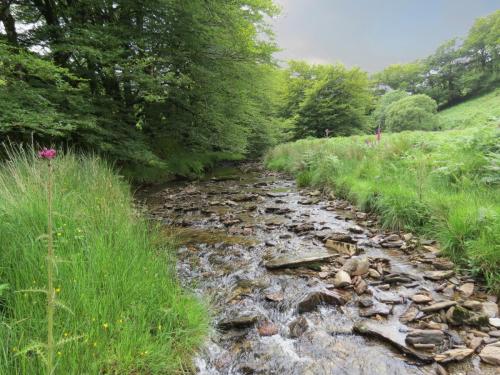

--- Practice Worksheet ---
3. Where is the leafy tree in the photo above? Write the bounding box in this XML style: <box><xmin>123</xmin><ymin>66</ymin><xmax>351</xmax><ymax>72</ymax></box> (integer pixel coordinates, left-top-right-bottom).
<box><xmin>0</xmin><ymin>0</ymin><xmax>281</xmax><ymax>176</ymax></box>
<box><xmin>294</xmin><ymin>64</ymin><xmax>372</xmax><ymax>138</ymax></box>
<box><xmin>371</xmin><ymin>90</ymin><xmax>409</xmax><ymax>131</ymax></box>
<box><xmin>385</xmin><ymin>94</ymin><xmax>438</xmax><ymax>133</ymax></box>
<box><xmin>372</xmin><ymin>62</ymin><xmax>424</xmax><ymax>93</ymax></box>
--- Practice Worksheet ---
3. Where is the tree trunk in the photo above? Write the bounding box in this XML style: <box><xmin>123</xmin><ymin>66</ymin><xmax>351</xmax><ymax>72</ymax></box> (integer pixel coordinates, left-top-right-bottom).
<box><xmin>0</xmin><ymin>0</ymin><xmax>18</xmax><ymax>45</ymax></box>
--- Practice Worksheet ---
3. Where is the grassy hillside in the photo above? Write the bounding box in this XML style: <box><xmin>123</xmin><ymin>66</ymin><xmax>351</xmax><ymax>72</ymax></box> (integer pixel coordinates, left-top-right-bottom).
<box><xmin>0</xmin><ymin>150</ymin><xmax>208</xmax><ymax>374</ymax></box>
<box><xmin>265</xmin><ymin>125</ymin><xmax>500</xmax><ymax>290</ymax></box>
<box><xmin>438</xmin><ymin>89</ymin><xmax>500</xmax><ymax>129</ymax></box>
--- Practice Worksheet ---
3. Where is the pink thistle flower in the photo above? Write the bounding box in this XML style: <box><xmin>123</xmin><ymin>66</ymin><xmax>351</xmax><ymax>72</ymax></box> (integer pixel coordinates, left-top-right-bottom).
<box><xmin>38</xmin><ymin>148</ymin><xmax>57</xmax><ymax>159</ymax></box>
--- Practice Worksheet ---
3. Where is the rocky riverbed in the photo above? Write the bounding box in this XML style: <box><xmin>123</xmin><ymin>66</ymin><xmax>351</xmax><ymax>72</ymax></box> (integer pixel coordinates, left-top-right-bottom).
<box><xmin>142</xmin><ymin>164</ymin><xmax>500</xmax><ymax>375</ymax></box>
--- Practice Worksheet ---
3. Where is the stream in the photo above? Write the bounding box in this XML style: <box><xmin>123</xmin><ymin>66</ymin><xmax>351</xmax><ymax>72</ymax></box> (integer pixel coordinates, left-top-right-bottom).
<box><xmin>142</xmin><ymin>164</ymin><xmax>499</xmax><ymax>375</ymax></box>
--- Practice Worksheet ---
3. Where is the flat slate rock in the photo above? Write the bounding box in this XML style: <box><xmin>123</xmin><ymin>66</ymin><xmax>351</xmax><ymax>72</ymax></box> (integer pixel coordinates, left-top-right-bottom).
<box><xmin>353</xmin><ymin>321</ymin><xmax>434</xmax><ymax>363</ymax></box>
<box><xmin>265</xmin><ymin>253</ymin><xmax>335</xmax><ymax>270</ymax></box>
<box><xmin>420</xmin><ymin>300</ymin><xmax>457</xmax><ymax>313</ymax></box>
<box><xmin>297</xmin><ymin>289</ymin><xmax>346</xmax><ymax>313</ymax></box>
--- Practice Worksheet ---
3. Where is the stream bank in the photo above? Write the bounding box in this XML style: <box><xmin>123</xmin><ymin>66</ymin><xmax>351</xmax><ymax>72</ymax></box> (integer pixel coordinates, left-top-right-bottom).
<box><xmin>142</xmin><ymin>164</ymin><xmax>499</xmax><ymax>375</ymax></box>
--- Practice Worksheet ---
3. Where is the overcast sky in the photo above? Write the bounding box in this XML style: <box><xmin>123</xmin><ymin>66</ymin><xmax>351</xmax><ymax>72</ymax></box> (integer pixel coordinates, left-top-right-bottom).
<box><xmin>272</xmin><ymin>0</ymin><xmax>499</xmax><ymax>72</ymax></box>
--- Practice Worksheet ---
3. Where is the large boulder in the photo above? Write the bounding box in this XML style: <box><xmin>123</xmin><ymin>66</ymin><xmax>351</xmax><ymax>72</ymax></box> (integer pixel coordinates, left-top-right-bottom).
<box><xmin>297</xmin><ymin>290</ymin><xmax>347</xmax><ymax>313</ymax></box>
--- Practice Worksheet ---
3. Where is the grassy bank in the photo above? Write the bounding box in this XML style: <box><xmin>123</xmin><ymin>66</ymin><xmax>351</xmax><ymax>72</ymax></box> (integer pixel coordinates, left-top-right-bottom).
<box><xmin>265</xmin><ymin>125</ymin><xmax>500</xmax><ymax>291</ymax></box>
<box><xmin>438</xmin><ymin>89</ymin><xmax>500</xmax><ymax>129</ymax></box>
<box><xmin>0</xmin><ymin>150</ymin><xmax>208</xmax><ymax>373</ymax></box>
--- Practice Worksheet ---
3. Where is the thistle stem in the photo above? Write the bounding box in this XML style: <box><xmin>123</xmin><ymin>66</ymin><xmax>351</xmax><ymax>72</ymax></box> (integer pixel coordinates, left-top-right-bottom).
<box><xmin>47</xmin><ymin>159</ymin><xmax>54</xmax><ymax>375</ymax></box>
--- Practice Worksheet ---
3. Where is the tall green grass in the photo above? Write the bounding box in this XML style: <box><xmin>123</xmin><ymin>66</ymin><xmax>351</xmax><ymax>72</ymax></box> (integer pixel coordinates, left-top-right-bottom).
<box><xmin>0</xmin><ymin>149</ymin><xmax>208</xmax><ymax>374</ymax></box>
<box><xmin>265</xmin><ymin>125</ymin><xmax>500</xmax><ymax>291</ymax></box>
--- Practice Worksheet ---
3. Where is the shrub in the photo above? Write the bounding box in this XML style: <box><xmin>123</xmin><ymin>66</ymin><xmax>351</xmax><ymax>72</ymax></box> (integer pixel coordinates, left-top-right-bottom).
<box><xmin>385</xmin><ymin>94</ymin><xmax>438</xmax><ymax>132</ymax></box>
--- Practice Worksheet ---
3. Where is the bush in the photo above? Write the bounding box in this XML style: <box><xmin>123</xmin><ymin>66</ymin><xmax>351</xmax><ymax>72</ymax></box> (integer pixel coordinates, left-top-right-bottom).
<box><xmin>385</xmin><ymin>94</ymin><xmax>438</xmax><ymax>132</ymax></box>
<box><xmin>371</xmin><ymin>90</ymin><xmax>409</xmax><ymax>131</ymax></box>
<box><xmin>0</xmin><ymin>150</ymin><xmax>208</xmax><ymax>374</ymax></box>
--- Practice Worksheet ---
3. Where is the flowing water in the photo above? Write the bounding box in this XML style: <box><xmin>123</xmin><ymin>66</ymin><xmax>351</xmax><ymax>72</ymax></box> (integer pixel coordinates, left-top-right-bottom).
<box><xmin>142</xmin><ymin>164</ymin><xmax>497</xmax><ymax>375</ymax></box>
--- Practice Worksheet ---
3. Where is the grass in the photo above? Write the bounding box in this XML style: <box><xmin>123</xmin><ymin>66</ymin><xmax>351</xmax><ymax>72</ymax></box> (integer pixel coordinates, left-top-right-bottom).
<box><xmin>0</xmin><ymin>149</ymin><xmax>208</xmax><ymax>374</ymax></box>
<box><xmin>265</xmin><ymin>125</ymin><xmax>500</xmax><ymax>291</ymax></box>
<box><xmin>438</xmin><ymin>88</ymin><xmax>500</xmax><ymax>129</ymax></box>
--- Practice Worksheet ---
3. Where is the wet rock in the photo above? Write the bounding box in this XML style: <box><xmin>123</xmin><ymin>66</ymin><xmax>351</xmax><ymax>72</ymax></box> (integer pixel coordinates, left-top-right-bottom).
<box><xmin>432</xmin><ymin>258</ymin><xmax>455</xmax><ymax>271</ymax></box>
<box><xmin>330</xmin><ymin>233</ymin><xmax>355</xmax><ymax>243</ymax></box>
<box><xmin>289</xmin><ymin>316</ymin><xmax>308</xmax><ymax>338</ymax></box>
<box><xmin>384</xmin><ymin>234</ymin><xmax>400</xmax><ymax>242</ymax></box>
<box><xmin>368</xmin><ymin>269</ymin><xmax>381</xmax><ymax>279</ymax></box>
<box><xmin>376</xmin><ymin>292</ymin><xmax>403</xmax><ymax>304</ymax></box>
<box><xmin>400</xmin><ymin>304</ymin><xmax>423</xmax><ymax>324</ymax></box>
<box><xmin>342</xmin><ymin>256</ymin><xmax>369</xmax><ymax>276</ymax></box>
<box><xmin>381</xmin><ymin>240</ymin><xmax>405</xmax><ymax>248</ymax></box>
<box><xmin>489</xmin><ymin>330</ymin><xmax>500</xmax><ymax>338</ymax></box>
<box><xmin>467</xmin><ymin>336</ymin><xmax>483</xmax><ymax>351</ymax></box>
<box><xmin>435</xmin><ymin>363</ymin><xmax>448</xmax><ymax>375</ymax></box>
<box><xmin>457</xmin><ymin>283</ymin><xmax>474</xmax><ymax>298</ymax></box>
<box><xmin>264</xmin><ymin>292</ymin><xmax>284</xmax><ymax>302</ymax></box>
<box><xmin>264</xmin><ymin>240</ymin><xmax>277</xmax><ymax>247</ymax></box>
<box><xmin>348</xmin><ymin>225</ymin><xmax>364</xmax><ymax>234</ymax></box>
<box><xmin>382</xmin><ymin>272</ymin><xmax>416</xmax><ymax>284</ymax></box>
<box><xmin>356</xmin><ymin>212</ymin><xmax>368</xmax><ymax>220</ymax></box>
<box><xmin>353</xmin><ymin>277</ymin><xmax>368</xmax><ymax>295</ymax></box>
<box><xmin>265</xmin><ymin>206</ymin><xmax>292</xmax><ymax>215</ymax></box>
<box><xmin>353</xmin><ymin>321</ymin><xmax>434</xmax><ymax>362</ymax></box>
<box><xmin>324</xmin><ymin>239</ymin><xmax>358</xmax><ymax>256</ymax></box>
<box><xmin>405</xmin><ymin>329</ymin><xmax>445</xmax><ymax>346</ymax></box>
<box><xmin>360</xmin><ymin>302</ymin><xmax>392</xmax><ymax>317</ymax></box>
<box><xmin>446</xmin><ymin>305</ymin><xmax>489</xmax><ymax>327</ymax></box>
<box><xmin>421</xmin><ymin>300</ymin><xmax>457</xmax><ymax>313</ymax></box>
<box><xmin>489</xmin><ymin>318</ymin><xmax>500</xmax><ymax>328</ymax></box>
<box><xmin>411</xmin><ymin>293</ymin><xmax>433</xmax><ymax>304</ymax></box>
<box><xmin>424</xmin><ymin>270</ymin><xmax>455</xmax><ymax>281</ymax></box>
<box><xmin>218</xmin><ymin>313</ymin><xmax>260</xmax><ymax>330</ymax></box>
<box><xmin>359</xmin><ymin>297</ymin><xmax>374</xmax><ymax>308</ymax></box>
<box><xmin>265</xmin><ymin>253</ymin><xmax>335</xmax><ymax>270</ymax></box>
<box><xmin>434</xmin><ymin>348</ymin><xmax>474</xmax><ymax>363</ymax></box>
<box><xmin>290</xmin><ymin>222</ymin><xmax>315</xmax><ymax>233</ymax></box>
<box><xmin>334</xmin><ymin>270</ymin><xmax>351</xmax><ymax>288</ymax></box>
<box><xmin>479</xmin><ymin>342</ymin><xmax>500</xmax><ymax>365</ymax></box>
<box><xmin>463</xmin><ymin>300</ymin><xmax>482</xmax><ymax>311</ymax></box>
<box><xmin>297</xmin><ymin>289</ymin><xmax>346</xmax><ymax>313</ymax></box>
<box><xmin>258</xmin><ymin>322</ymin><xmax>279</xmax><ymax>337</ymax></box>
<box><xmin>482</xmin><ymin>302</ymin><xmax>499</xmax><ymax>318</ymax></box>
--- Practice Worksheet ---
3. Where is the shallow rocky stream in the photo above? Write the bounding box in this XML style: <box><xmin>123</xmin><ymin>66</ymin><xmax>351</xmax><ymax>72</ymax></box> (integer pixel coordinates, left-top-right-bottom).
<box><xmin>142</xmin><ymin>164</ymin><xmax>500</xmax><ymax>375</ymax></box>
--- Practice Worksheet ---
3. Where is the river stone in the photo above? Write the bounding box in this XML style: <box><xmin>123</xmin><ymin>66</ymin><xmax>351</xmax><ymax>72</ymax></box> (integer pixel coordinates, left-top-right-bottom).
<box><xmin>446</xmin><ymin>305</ymin><xmax>489</xmax><ymax>327</ymax></box>
<box><xmin>353</xmin><ymin>278</ymin><xmax>368</xmax><ymax>295</ymax></box>
<box><xmin>384</xmin><ymin>234</ymin><xmax>400</xmax><ymax>242</ymax></box>
<box><xmin>265</xmin><ymin>291</ymin><xmax>284</xmax><ymax>302</ymax></box>
<box><xmin>342</xmin><ymin>256</ymin><xmax>369</xmax><ymax>276</ymax></box>
<box><xmin>424</xmin><ymin>270</ymin><xmax>455</xmax><ymax>281</ymax></box>
<box><xmin>400</xmin><ymin>304</ymin><xmax>422</xmax><ymax>324</ymax></box>
<box><xmin>381</xmin><ymin>240</ymin><xmax>404</xmax><ymax>248</ymax></box>
<box><xmin>218</xmin><ymin>313</ymin><xmax>260</xmax><ymax>330</ymax></box>
<box><xmin>411</xmin><ymin>294</ymin><xmax>433</xmax><ymax>304</ymax></box>
<box><xmin>482</xmin><ymin>302</ymin><xmax>499</xmax><ymax>318</ymax></box>
<box><xmin>324</xmin><ymin>239</ymin><xmax>358</xmax><ymax>256</ymax></box>
<box><xmin>368</xmin><ymin>269</ymin><xmax>381</xmax><ymax>279</ymax></box>
<box><xmin>421</xmin><ymin>300</ymin><xmax>457</xmax><ymax>313</ymax></box>
<box><xmin>463</xmin><ymin>300</ymin><xmax>482</xmax><ymax>311</ymax></box>
<box><xmin>348</xmin><ymin>225</ymin><xmax>364</xmax><ymax>234</ymax></box>
<box><xmin>334</xmin><ymin>270</ymin><xmax>351</xmax><ymax>288</ymax></box>
<box><xmin>434</xmin><ymin>348</ymin><xmax>474</xmax><ymax>363</ymax></box>
<box><xmin>258</xmin><ymin>322</ymin><xmax>279</xmax><ymax>337</ymax></box>
<box><xmin>489</xmin><ymin>318</ymin><xmax>500</xmax><ymax>328</ymax></box>
<box><xmin>432</xmin><ymin>258</ymin><xmax>455</xmax><ymax>271</ymax></box>
<box><xmin>359</xmin><ymin>297</ymin><xmax>374</xmax><ymax>308</ymax></box>
<box><xmin>359</xmin><ymin>302</ymin><xmax>392</xmax><ymax>317</ymax></box>
<box><xmin>405</xmin><ymin>329</ymin><xmax>445</xmax><ymax>346</ymax></box>
<box><xmin>297</xmin><ymin>289</ymin><xmax>346</xmax><ymax>313</ymax></box>
<box><xmin>265</xmin><ymin>253</ymin><xmax>335</xmax><ymax>269</ymax></box>
<box><xmin>479</xmin><ymin>342</ymin><xmax>500</xmax><ymax>365</ymax></box>
<box><xmin>458</xmin><ymin>283</ymin><xmax>474</xmax><ymax>298</ymax></box>
<box><xmin>353</xmin><ymin>321</ymin><xmax>434</xmax><ymax>362</ymax></box>
<box><xmin>289</xmin><ymin>316</ymin><xmax>308</xmax><ymax>338</ymax></box>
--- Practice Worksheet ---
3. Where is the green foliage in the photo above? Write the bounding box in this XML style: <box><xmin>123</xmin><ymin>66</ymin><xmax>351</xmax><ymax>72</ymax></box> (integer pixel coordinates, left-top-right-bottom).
<box><xmin>277</xmin><ymin>61</ymin><xmax>373</xmax><ymax>139</ymax></box>
<box><xmin>0</xmin><ymin>150</ymin><xmax>208</xmax><ymax>373</ymax></box>
<box><xmin>373</xmin><ymin>10</ymin><xmax>500</xmax><ymax>108</ymax></box>
<box><xmin>438</xmin><ymin>88</ymin><xmax>500</xmax><ymax>129</ymax></box>
<box><xmin>371</xmin><ymin>90</ymin><xmax>409</xmax><ymax>131</ymax></box>
<box><xmin>0</xmin><ymin>1</ymin><xmax>281</xmax><ymax>178</ymax></box>
<box><xmin>265</xmin><ymin>125</ymin><xmax>500</xmax><ymax>291</ymax></box>
<box><xmin>385</xmin><ymin>94</ymin><xmax>438</xmax><ymax>132</ymax></box>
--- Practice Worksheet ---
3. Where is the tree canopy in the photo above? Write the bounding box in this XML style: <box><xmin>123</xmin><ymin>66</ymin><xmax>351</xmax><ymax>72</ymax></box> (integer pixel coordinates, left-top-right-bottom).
<box><xmin>0</xmin><ymin>0</ymin><xmax>280</xmax><ymax>177</ymax></box>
